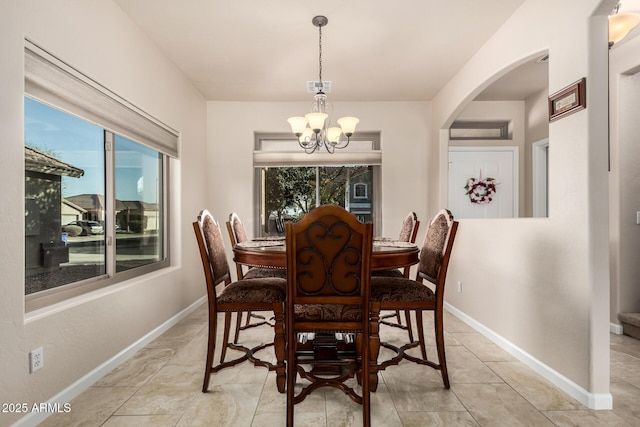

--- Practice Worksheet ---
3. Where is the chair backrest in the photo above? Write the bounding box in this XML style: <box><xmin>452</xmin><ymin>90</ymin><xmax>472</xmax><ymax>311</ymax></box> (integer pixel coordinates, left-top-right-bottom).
<box><xmin>194</xmin><ymin>210</ymin><xmax>231</xmax><ymax>295</ymax></box>
<box><xmin>417</xmin><ymin>209</ymin><xmax>458</xmax><ymax>289</ymax></box>
<box><xmin>285</xmin><ymin>205</ymin><xmax>373</xmax><ymax>331</ymax></box>
<box><xmin>398</xmin><ymin>211</ymin><xmax>420</xmax><ymax>243</ymax></box>
<box><xmin>227</xmin><ymin>212</ymin><xmax>249</xmax><ymax>246</ymax></box>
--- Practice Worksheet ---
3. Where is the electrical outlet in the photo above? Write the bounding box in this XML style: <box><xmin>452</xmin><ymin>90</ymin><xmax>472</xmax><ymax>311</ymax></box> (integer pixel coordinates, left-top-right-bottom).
<box><xmin>457</xmin><ymin>281</ymin><xmax>462</xmax><ymax>293</ymax></box>
<box><xmin>29</xmin><ymin>347</ymin><xmax>43</xmax><ymax>373</ymax></box>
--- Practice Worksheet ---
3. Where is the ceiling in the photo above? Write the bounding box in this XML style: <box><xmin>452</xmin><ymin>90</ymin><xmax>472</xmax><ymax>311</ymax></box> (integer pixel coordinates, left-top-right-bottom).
<box><xmin>114</xmin><ymin>0</ymin><xmax>535</xmax><ymax>102</ymax></box>
<box><xmin>113</xmin><ymin>1</ymin><xmax>640</xmax><ymax>103</ymax></box>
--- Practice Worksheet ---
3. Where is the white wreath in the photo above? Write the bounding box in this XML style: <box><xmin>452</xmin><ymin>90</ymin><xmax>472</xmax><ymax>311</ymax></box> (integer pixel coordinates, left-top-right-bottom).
<box><xmin>464</xmin><ymin>177</ymin><xmax>497</xmax><ymax>204</ymax></box>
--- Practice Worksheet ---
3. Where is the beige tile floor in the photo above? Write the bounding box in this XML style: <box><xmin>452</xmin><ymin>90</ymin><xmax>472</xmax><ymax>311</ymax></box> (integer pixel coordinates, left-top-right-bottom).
<box><xmin>39</xmin><ymin>304</ymin><xmax>640</xmax><ymax>426</ymax></box>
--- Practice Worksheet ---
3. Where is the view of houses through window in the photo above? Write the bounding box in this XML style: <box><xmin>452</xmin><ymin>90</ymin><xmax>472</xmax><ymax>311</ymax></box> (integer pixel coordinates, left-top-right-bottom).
<box><xmin>24</xmin><ymin>97</ymin><xmax>164</xmax><ymax>296</ymax></box>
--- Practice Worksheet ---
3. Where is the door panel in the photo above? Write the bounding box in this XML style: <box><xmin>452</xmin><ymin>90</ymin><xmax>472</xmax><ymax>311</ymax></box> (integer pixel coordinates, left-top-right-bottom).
<box><xmin>448</xmin><ymin>147</ymin><xmax>518</xmax><ymax>219</ymax></box>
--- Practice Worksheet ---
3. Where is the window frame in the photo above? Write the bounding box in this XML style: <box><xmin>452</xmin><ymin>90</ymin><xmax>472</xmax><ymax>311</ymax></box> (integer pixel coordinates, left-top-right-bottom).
<box><xmin>252</xmin><ymin>132</ymin><xmax>382</xmax><ymax>237</ymax></box>
<box><xmin>24</xmin><ymin>41</ymin><xmax>175</xmax><ymax>313</ymax></box>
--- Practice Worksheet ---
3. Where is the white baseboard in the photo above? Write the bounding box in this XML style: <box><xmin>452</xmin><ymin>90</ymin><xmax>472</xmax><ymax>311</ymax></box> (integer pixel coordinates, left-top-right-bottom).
<box><xmin>12</xmin><ymin>296</ymin><xmax>207</xmax><ymax>427</ymax></box>
<box><xmin>610</xmin><ymin>322</ymin><xmax>623</xmax><ymax>335</ymax></box>
<box><xmin>445</xmin><ymin>302</ymin><xmax>613</xmax><ymax>410</ymax></box>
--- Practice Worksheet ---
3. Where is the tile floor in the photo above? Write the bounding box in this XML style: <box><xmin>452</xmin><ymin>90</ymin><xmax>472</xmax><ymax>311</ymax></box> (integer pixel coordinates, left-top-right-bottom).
<box><xmin>39</xmin><ymin>304</ymin><xmax>640</xmax><ymax>426</ymax></box>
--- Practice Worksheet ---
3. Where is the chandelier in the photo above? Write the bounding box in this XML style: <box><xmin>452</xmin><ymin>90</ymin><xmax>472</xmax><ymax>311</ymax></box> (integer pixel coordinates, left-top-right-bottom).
<box><xmin>287</xmin><ymin>16</ymin><xmax>359</xmax><ymax>154</ymax></box>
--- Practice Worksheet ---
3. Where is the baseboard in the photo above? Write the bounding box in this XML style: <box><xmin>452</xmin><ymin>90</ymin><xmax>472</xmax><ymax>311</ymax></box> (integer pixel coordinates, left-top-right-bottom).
<box><xmin>12</xmin><ymin>296</ymin><xmax>207</xmax><ymax>427</ymax></box>
<box><xmin>445</xmin><ymin>302</ymin><xmax>613</xmax><ymax>410</ymax></box>
<box><xmin>610</xmin><ymin>322</ymin><xmax>623</xmax><ymax>335</ymax></box>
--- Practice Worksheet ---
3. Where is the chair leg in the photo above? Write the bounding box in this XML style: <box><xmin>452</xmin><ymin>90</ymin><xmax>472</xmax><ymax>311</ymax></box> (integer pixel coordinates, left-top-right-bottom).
<box><xmin>286</xmin><ymin>316</ymin><xmax>295</xmax><ymax>426</ymax></box>
<box><xmin>273</xmin><ymin>303</ymin><xmax>286</xmax><ymax>393</ymax></box>
<box><xmin>434</xmin><ymin>308</ymin><xmax>450</xmax><ymax>388</ymax></box>
<box><xmin>404</xmin><ymin>309</ymin><xmax>413</xmax><ymax>341</ymax></box>
<box><xmin>220</xmin><ymin>312</ymin><xmax>232</xmax><ymax>364</ymax></box>
<box><xmin>233</xmin><ymin>312</ymin><xmax>243</xmax><ymax>343</ymax></box>
<box><xmin>416</xmin><ymin>310</ymin><xmax>427</xmax><ymax>360</ymax></box>
<box><xmin>203</xmin><ymin>307</ymin><xmax>218</xmax><ymax>392</ymax></box>
<box><xmin>369</xmin><ymin>301</ymin><xmax>381</xmax><ymax>393</ymax></box>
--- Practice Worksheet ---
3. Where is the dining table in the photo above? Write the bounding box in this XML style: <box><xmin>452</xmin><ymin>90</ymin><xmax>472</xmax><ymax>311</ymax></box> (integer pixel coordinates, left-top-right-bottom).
<box><xmin>232</xmin><ymin>236</ymin><xmax>419</xmax><ymax>276</ymax></box>
<box><xmin>232</xmin><ymin>235</ymin><xmax>420</xmax><ymax>390</ymax></box>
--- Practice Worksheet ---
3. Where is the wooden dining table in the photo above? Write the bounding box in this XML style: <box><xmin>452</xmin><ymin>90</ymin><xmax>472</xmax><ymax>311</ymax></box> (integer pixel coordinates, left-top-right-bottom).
<box><xmin>232</xmin><ymin>236</ymin><xmax>419</xmax><ymax>274</ymax></box>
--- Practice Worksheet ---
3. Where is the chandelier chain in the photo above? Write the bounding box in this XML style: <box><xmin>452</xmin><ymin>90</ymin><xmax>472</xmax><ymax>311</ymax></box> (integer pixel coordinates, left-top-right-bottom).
<box><xmin>318</xmin><ymin>25</ymin><xmax>323</xmax><ymax>88</ymax></box>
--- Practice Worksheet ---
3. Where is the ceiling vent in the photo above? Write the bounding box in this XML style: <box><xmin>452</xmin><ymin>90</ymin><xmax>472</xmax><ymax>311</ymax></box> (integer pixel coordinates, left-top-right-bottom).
<box><xmin>307</xmin><ymin>81</ymin><xmax>331</xmax><ymax>93</ymax></box>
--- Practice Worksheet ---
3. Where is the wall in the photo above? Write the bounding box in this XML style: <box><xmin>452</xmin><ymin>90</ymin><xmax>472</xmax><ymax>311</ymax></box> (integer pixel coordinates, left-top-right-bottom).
<box><xmin>206</xmin><ymin>101</ymin><xmax>431</xmax><ymax>265</ymax></box>
<box><xmin>430</xmin><ymin>0</ymin><xmax>614</xmax><ymax>408</ymax></box>
<box><xmin>609</xmin><ymin>32</ymin><xmax>640</xmax><ymax>326</ymax></box>
<box><xmin>0</xmin><ymin>1</ymin><xmax>207</xmax><ymax>425</ymax></box>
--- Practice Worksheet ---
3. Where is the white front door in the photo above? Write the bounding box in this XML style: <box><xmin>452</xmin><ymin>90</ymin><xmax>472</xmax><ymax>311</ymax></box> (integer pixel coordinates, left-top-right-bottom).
<box><xmin>448</xmin><ymin>146</ymin><xmax>518</xmax><ymax>219</ymax></box>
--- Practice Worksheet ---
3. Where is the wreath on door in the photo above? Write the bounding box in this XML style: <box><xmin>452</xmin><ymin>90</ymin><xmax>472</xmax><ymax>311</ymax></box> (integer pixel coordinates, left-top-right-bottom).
<box><xmin>464</xmin><ymin>171</ymin><xmax>497</xmax><ymax>204</ymax></box>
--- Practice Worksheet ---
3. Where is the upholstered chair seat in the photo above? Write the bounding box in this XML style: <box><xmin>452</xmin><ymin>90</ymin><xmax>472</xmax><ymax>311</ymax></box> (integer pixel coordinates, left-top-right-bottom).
<box><xmin>242</xmin><ymin>267</ymin><xmax>286</xmax><ymax>280</ymax></box>
<box><xmin>370</xmin><ymin>277</ymin><xmax>435</xmax><ymax>302</ymax></box>
<box><xmin>294</xmin><ymin>304</ymin><xmax>362</xmax><ymax>322</ymax></box>
<box><xmin>217</xmin><ymin>278</ymin><xmax>286</xmax><ymax>305</ymax></box>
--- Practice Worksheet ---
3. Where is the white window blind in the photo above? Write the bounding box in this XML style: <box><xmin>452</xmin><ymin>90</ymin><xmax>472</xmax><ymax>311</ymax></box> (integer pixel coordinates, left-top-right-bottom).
<box><xmin>24</xmin><ymin>40</ymin><xmax>179</xmax><ymax>158</ymax></box>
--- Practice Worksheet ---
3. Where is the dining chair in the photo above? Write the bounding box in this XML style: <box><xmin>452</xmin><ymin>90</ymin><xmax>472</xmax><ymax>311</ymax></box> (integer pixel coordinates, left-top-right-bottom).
<box><xmin>372</xmin><ymin>211</ymin><xmax>420</xmax><ymax>334</ymax></box>
<box><xmin>370</xmin><ymin>208</ymin><xmax>458</xmax><ymax>389</ymax></box>
<box><xmin>193</xmin><ymin>209</ymin><xmax>286</xmax><ymax>393</ymax></box>
<box><xmin>227</xmin><ymin>212</ymin><xmax>287</xmax><ymax>342</ymax></box>
<box><xmin>227</xmin><ymin>212</ymin><xmax>287</xmax><ymax>280</ymax></box>
<box><xmin>285</xmin><ymin>205</ymin><xmax>378</xmax><ymax>427</ymax></box>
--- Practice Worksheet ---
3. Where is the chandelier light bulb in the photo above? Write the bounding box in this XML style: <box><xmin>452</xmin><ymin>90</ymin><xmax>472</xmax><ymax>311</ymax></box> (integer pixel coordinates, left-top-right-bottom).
<box><xmin>305</xmin><ymin>112</ymin><xmax>328</xmax><ymax>133</ymax></box>
<box><xmin>287</xmin><ymin>117</ymin><xmax>309</xmax><ymax>136</ymax></box>
<box><xmin>337</xmin><ymin>117</ymin><xmax>359</xmax><ymax>137</ymax></box>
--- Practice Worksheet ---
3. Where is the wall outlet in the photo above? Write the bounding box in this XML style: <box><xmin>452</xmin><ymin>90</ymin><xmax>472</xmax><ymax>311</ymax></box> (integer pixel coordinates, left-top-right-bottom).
<box><xmin>29</xmin><ymin>347</ymin><xmax>43</xmax><ymax>373</ymax></box>
<box><xmin>457</xmin><ymin>281</ymin><xmax>462</xmax><ymax>293</ymax></box>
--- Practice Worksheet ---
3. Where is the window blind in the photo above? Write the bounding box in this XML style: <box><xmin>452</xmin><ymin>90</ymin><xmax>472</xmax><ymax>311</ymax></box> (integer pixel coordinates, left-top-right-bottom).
<box><xmin>24</xmin><ymin>40</ymin><xmax>179</xmax><ymax>158</ymax></box>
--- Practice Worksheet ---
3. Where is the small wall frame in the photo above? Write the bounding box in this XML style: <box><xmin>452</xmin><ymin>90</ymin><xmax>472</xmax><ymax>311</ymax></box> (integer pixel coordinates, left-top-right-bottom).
<box><xmin>548</xmin><ymin>78</ymin><xmax>586</xmax><ymax>122</ymax></box>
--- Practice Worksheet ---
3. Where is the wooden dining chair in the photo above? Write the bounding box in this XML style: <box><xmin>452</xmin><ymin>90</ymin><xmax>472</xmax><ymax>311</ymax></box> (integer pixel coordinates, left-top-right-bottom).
<box><xmin>370</xmin><ymin>208</ymin><xmax>458</xmax><ymax>389</ymax></box>
<box><xmin>227</xmin><ymin>212</ymin><xmax>286</xmax><ymax>280</ymax></box>
<box><xmin>226</xmin><ymin>212</ymin><xmax>287</xmax><ymax>342</ymax></box>
<box><xmin>372</xmin><ymin>211</ymin><xmax>420</xmax><ymax>334</ymax></box>
<box><xmin>285</xmin><ymin>205</ymin><xmax>378</xmax><ymax>427</ymax></box>
<box><xmin>193</xmin><ymin>210</ymin><xmax>286</xmax><ymax>393</ymax></box>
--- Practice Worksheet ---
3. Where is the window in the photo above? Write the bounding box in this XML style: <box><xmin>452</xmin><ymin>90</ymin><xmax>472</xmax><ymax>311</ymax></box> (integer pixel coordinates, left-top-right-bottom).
<box><xmin>254</xmin><ymin>133</ymin><xmax>381</xmax><ymax>236</ymax></box>
<box><xmin>24</xmin><ymin>41</ymin><xmax>177</xmax><ymax>310</ymax></box>
<box><xmin>449</xmin><ymin>121</ymin><xmax>510</xmax><ymax>140</ymax></box>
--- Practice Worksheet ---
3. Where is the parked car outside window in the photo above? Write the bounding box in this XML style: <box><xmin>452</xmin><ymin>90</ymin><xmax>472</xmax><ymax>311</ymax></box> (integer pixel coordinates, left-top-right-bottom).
<box><xmin>62</xmin><ymin>220</ymin><xmax>104</xmax><ymax>236</ymax></box>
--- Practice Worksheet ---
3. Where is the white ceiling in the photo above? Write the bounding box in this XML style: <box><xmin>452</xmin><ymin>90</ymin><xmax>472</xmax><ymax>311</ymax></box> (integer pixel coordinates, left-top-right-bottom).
<box><xmin>113</xmin><ymin>1</ymin><xmax>640</xmax><ymax>103</ymax></box>
<box><xmin>115</xmin><ymin>0</ymin><xmax>539</xmax><ymax>102</ymax></box>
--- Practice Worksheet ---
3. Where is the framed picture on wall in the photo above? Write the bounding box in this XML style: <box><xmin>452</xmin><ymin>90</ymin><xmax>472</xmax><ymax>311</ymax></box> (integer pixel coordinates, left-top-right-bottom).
<box><xmin>548</xmin><ymin>78</ymin><xmax>586</xmax><ymax>122</ymax></box>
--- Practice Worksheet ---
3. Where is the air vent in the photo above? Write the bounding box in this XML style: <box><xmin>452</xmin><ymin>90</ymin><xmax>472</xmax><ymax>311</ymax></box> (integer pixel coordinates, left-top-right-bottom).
<box><xmin>537</xmin><ymin>54</ymin><xmax>549</xmax><ymax>63</ymax></box>
<box><xmin>307</xmin><ymin>81</ymin><xmax>331</xmax><ymax>93</ymax></box>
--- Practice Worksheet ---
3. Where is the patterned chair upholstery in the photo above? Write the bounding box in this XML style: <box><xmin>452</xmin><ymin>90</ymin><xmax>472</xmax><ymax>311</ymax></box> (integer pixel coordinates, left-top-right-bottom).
<box><xmin>194</xmin><ymin>210</ymin><xmax>286</xmax><ymax>393</ymax></box>
<box><xmin>370</xmin><ymin>208</ymin><xmax>458</xmax><ymax>389</ymax></box>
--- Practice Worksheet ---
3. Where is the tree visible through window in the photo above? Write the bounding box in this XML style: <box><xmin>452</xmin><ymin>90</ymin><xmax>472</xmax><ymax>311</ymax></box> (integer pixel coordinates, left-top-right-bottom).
<box><xmin>261</xmin><ymin>165</ymin><xmax>373</xmax><ymax>235</ymax></box>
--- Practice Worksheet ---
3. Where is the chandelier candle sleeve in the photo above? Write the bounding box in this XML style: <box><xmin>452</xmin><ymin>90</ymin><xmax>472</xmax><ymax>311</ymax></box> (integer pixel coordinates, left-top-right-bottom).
<box><xmin>286</xmin><ymin>15</ymin><xmax>359</xmax><ymax>153</ymax></box>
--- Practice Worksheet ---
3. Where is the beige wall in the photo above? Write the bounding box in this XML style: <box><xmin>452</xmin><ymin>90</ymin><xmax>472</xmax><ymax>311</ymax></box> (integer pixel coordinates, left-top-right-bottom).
<box><xmin>0</xmin><ymin>1</ymin><xmax>207</xmax><ymax>425</ymax></box>
<box><xmin>431</xmin><ymin>0</ymin><xmax>614</xmax><ymax>407</ymax></box>
<box><xmin>609</xmin><ymin>34</ymin><xmax>640</xmax><ymax>325</ymax></box>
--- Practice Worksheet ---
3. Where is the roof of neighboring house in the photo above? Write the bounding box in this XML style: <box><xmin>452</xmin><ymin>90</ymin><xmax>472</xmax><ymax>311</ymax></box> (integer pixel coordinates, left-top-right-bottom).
<box><xmin>62</xmin><ymin>198</ymin><xmax>87</xmax><ymax>214</ymax></box>
<box><xmin>65</xmin><ymin>194</ymin><xmax>106</xmax><ymax>210</ymax></box>
<box><xmin>25</xmin><ymin>146</ymin><xmax>84</xmax><ymax>178</ymax></box>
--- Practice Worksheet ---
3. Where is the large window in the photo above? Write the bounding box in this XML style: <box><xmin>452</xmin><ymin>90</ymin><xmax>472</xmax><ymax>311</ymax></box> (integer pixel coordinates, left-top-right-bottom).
<box><xmin>254</xmin><ymin>133</ymin><xmax>381</xmax><ymax>236</ymax></box>
<box><xmin>24</xmin><ymin>41</ymin><xmax>176</xmax><ymax>310</ymax></box>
